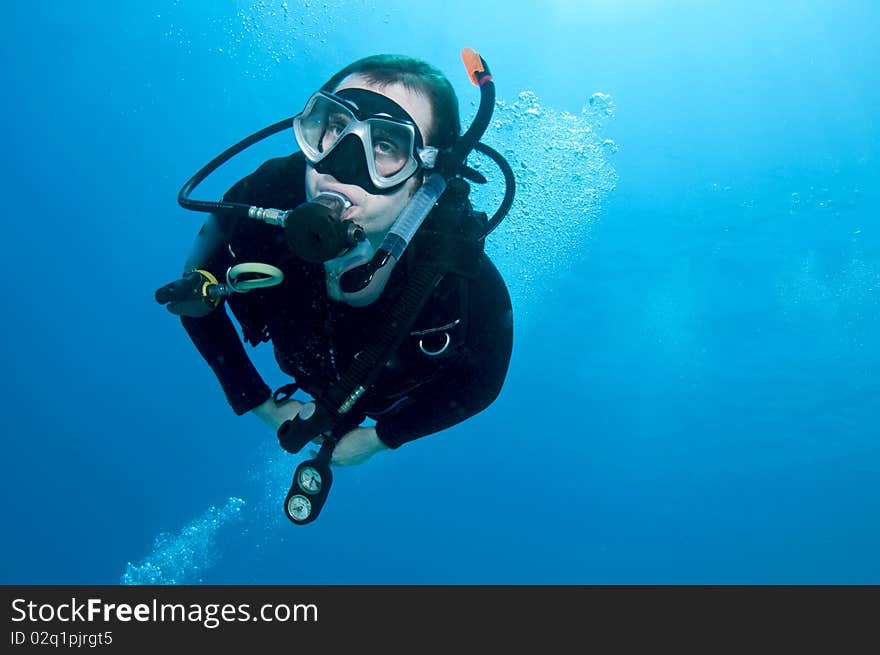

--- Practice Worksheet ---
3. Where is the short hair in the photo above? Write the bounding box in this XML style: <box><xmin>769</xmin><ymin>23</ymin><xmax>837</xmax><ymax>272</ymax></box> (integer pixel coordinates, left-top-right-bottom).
<box><xmin>321</xmin><ymin>54</ymin><xmax>461</xmax><ymax>150</ymax></box>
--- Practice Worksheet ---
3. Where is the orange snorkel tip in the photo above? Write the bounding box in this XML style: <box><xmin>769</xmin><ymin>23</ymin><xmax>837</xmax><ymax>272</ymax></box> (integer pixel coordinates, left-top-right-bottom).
<box><xmin>461</xmin><ymin>47</ymin><xmax>487</xmax><ymax>86</ymax></box>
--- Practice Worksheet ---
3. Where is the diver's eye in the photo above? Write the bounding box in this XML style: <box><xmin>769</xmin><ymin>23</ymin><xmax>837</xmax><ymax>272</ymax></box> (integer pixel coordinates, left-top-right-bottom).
<box><xmin>320</xmin><ymin>115</ymin><xmax>350</xmax><ymax>152</ymax></box>
<box><xmin>374</xmin><ymin>140</ymin><xmax>399</xmax><ymax>156</ymax></box>
<box><xmin>372</xmin><ymin>139</ymin><xmax>408</xmax><ymax>178</ymax></box>
<box><xmin>326</xmin><ymin>119</ymin><xmax>346</xmax><ymax>137</ymax></box>
<box><xmin>326</xmin><ymin>112</ymin><xmax>351</xmax><ymax>137</ymax></box>
<box><xmin>372</xmin><ymin>127</ymin><xmax>407</xmax><ymax>158</ymax></box>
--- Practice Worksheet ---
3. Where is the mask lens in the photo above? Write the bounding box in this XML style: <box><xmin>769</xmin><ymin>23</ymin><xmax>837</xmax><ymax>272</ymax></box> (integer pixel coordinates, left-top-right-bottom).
<box><xmin>368</xmin><ymin>120</ymin><xmax>415</xmax><ymax>178</ymax></box>
<box><xmin>298</xmin><ymin>95</ymin><xmax>355</xmax><ymax>157</ymax></box>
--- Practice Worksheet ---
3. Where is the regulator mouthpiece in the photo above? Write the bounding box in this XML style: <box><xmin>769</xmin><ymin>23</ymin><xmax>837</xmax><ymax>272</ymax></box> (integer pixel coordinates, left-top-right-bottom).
<box><xmin>285</xmin><ymin>191</ymin><xmax>365</xmax><ymax>263</ymax></box>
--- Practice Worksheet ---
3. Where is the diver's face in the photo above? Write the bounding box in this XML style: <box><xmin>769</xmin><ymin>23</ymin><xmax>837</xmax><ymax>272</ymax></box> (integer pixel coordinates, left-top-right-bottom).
<box><xmin>304</xmin><ymin>73</ymin><xmax>435</xmax><ymax>247</ymax></box>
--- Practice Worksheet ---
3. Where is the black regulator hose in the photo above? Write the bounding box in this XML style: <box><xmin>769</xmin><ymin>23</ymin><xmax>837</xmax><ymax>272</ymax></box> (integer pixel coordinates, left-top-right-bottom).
<box><xmin>177</xmin><ymin>116</ymin><xmax>294</xmax><ymax>217</ymax></box>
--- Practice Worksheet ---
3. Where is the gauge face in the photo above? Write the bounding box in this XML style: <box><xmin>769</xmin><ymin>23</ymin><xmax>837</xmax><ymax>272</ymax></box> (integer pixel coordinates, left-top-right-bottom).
<box><xmin>287</xmin><ymin>494</ymin><xmax>312</xmax><ymax>521</ymax></box>
<box><xmin>298</xmin><ymin>466</ymin><xmax>322</xmax><ymax>494</ymax></box>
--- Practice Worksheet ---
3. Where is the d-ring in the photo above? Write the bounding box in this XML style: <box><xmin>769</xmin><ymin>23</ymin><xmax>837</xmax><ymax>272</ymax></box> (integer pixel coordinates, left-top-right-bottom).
<box><xmin>419</xmin><ymin>332</ymin><xmax>451</xmax><ymax>356</ymax></box>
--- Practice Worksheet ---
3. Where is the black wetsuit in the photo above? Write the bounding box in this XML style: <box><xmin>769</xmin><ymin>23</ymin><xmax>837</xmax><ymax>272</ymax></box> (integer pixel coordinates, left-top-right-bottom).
<box><xmin>181</xmin><ymin>153</ymin><xmax>513</xmax><ymax>449</ymax></box>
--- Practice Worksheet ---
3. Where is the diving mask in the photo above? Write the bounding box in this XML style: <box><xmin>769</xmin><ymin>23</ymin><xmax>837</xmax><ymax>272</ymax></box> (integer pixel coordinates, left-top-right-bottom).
<box><xmin>293</xmin><ymin>88</ymin><xmax>438</xmax><ymax>194</ymax></box>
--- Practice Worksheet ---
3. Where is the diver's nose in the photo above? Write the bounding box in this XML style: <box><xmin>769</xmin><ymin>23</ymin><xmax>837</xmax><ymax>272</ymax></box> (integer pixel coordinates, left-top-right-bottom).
<box><xmin>315</xmin><ymin>134</ymin><xmax>364</xmax><ymax>186</ymax></box>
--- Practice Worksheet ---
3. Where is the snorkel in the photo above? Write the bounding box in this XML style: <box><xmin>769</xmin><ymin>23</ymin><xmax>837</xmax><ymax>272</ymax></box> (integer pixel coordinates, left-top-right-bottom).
<box><xmin>332</xmin><ymin>47</ymin><xmax>497</xmax><ymax>306</ymax></box>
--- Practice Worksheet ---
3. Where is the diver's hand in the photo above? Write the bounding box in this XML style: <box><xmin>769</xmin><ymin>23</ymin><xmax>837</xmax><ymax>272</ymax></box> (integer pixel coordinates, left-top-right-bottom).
<box><xmin>252</xmin><ymin>397</ymin><xmax>305</xmax><ymax>431</ymax></box>
<box><xmin>330</xmin><ymin>427</ymin><xmax>388</xmax><ymax>466</ymax></box>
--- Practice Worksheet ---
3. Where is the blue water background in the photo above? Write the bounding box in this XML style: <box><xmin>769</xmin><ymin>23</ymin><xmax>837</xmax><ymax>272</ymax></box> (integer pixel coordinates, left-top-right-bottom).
<box><xmin>2</xmin><ymin>0</ymin><xmax>877</xmax><ymax>583</ymax></box>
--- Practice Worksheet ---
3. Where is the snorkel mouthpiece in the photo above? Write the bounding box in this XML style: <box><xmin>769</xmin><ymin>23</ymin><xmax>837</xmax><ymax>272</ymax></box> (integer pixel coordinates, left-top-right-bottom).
<box><xmin>285</xmin><ymin>191</ymin><xmax>365</xmax><ymax>263</ymax></box>
<box><xmin>337</xmin><ymin>174</ymin><xmax>447</xmax><ymax>306</ymax></box>
<box><xmin>339</xmin><ymin>249</ymin><xmax>392</xmax><ymax>294</ymax></box>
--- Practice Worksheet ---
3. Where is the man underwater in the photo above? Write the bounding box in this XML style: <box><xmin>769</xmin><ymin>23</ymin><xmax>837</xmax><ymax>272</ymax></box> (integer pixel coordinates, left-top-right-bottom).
<box><xmin>156</xmin><ymin>52</ymin><xmax>514</xmax><ymax>520</ymax></box>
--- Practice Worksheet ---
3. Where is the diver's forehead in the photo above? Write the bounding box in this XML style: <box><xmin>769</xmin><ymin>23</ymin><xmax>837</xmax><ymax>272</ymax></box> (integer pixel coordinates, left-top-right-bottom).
<box><xmin>334</xmin><ymin>73</ymin><xmax>434</xmax><ymax>145</ymax></box>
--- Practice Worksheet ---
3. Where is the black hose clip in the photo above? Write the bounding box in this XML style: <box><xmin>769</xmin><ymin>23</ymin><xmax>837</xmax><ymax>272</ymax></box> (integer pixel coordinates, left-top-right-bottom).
<box><xmin>276</xmin><ymin>401</ymin><xmax>336</xmax><ymax>454</ymax></box>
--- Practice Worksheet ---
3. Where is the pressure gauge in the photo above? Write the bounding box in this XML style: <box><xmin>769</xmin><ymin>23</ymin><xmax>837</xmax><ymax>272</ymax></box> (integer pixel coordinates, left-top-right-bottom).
<box><xmin>284</xmin><ymin>451</ymin><xmax>334</xmax><ymax>525</ymax></box>
<box><xmin>286</xmin><ymin>494</ymin><xmax>312</xmax><ymax>522</ymax></box>
<box><xmin>298</xmin><ymin>466</ymin><xmax>323</xmax><ymax>494</ymax></box>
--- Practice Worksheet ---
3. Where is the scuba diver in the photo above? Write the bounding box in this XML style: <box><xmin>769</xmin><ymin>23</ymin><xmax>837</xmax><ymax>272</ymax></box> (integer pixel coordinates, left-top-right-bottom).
<box><xmin>155</xmin><ymin>51</ymin><xmax>515</xmax><ymax>524</ymax></box>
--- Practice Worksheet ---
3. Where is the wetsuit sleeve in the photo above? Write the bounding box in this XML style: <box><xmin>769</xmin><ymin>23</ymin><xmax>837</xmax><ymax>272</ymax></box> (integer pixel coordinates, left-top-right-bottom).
<box><xmin>178</xmin><ymin>221</ymin><xmax>273</xmax><ymax>415</ymax></box>
<box><xmin>181</xmin><ymin>308</ymin><xmax>273</xmax><ymax>415</ymax></box>
<box><xmin>374</xmin><ymin>256</ymin><xmax>513</xmax><ymax>448</ymax></box>
<box><xmin>176</xmin><ymin>162</ymin><xmax>290</xmax><ymax>416</ymax></box>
